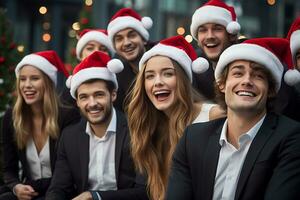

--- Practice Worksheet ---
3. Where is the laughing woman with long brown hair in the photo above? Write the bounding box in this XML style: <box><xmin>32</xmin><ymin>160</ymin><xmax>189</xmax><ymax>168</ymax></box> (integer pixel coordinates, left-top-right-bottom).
<box><xmin>126</xmin><ymin>36</ymin><xmax>225</xmax><ymax>200</ymax></box>
<box><xmin>0</xmin><ymin>51</ymin><xmax>80</xmax><ymax>200</ymax></box>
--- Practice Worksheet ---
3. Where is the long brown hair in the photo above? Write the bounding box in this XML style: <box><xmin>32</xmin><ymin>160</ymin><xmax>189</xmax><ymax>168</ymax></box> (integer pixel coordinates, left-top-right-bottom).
<box><xmin>13</xmin><ymin>69</ymin><xmax>60</xmax><ymax>149</ymax></box>
<box><xmin>125</xmin><ymin>58</ymin><xmax>203</xmax><ymax>200</ymax></box>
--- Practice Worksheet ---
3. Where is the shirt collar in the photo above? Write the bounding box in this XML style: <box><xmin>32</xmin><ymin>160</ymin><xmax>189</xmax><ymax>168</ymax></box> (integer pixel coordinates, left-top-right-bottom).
<box><xmin>219</xmin><ymin>114</ymin><xmax>266</xmax><ymax>146</ymax></box>
<box><xmin>85</xmin><ymin>107</ymin><xmax>117</xmax><ymax>139</ymax></box>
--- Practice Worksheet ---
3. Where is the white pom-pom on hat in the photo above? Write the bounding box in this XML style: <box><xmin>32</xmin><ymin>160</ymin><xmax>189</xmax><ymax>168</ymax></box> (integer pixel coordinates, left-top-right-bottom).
<box><xmin>65</xmin><ymin>75</ymin><xmax>72</xmax><ymax>88</ymax></box>
<box><xmin>226</xmin><ymin>21</ymin><xmax>241</xmax><ymax>35</ymax></box>
<box><xmin>141</xmin><ymin>16</ymin><xmax>153</xmax><ymax>29</ymax></box>
<box><xmin>107</xmin><ymin>59</ymin><xmax>124</xmax><ymax>74</ymax></box>
<box><xmin>284</xmin><ymin>69</ymin><xmax>300</xmax><ymax>86</ymax></box>
<box><xmin>192</xmin><ymin>57</ymin><xmax>209</xmax><ymax>74</ymax></box>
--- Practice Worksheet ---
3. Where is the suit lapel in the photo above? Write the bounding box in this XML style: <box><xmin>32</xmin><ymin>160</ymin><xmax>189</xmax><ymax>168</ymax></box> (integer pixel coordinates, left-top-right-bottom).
<box><xmin>114</xmin><ymin>111</ymin><xmax>126</xmax><ymax>181</ymax></box>
<box><xmin>235</xmin><ymin>114</ymin><xmax>277</xmax><ymax>200</ymax></box>
<box><xmin>49</xmin><ymin>138</ymin><xmax>56</xmax><ymax>171</ymax></box>
<box><xmin>201</xmin><ymin>125</ymin><xmax>222</xmax><ymax>200</ymax></box>
<box><xmin>78</xmin><ymin>120</ymin><xmax>90</xmax><ymax>190</ymax></box>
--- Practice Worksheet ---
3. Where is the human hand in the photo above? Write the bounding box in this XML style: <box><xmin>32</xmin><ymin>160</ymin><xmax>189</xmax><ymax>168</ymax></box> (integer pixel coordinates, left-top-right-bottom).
<box><xmin>72</xmin><ymin>191</ymin><xmax>93</xmax><ymax>200</ymax></box>
<box><xmin>14</xmin><ymin>184</ymin><xmax>38</xmax><ymax>200</ymax></box>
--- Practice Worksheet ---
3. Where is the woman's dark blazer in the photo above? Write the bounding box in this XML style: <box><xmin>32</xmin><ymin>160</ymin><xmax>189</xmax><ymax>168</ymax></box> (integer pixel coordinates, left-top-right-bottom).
<box><xmin>1</xmin><ymin>106</ymin><xmax>80</xmax><ymax>195</ymax></box>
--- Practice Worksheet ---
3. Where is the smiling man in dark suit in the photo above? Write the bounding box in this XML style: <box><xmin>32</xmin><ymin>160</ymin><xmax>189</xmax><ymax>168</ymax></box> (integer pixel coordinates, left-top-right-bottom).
<box><xmin>45</xmin><ymin>51</ymin><xmax>140</xmax><ymax>200</ymax></box>
<box><xmin>166</xmin><ymin>38</ymin><xmax>300</xmax><ymax>200</ymax></box>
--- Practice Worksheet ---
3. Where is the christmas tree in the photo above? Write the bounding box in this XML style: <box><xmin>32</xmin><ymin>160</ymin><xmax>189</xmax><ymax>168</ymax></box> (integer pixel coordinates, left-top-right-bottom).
<box><xmin>0</xmin><ymin>9</ymin><xmax>23</xmax><ymax>117</ymax></box>
<box><xmin>65</xmin><ymin>3</ymin><xmax>94</xmax><ymax>73</ymax></box>
<box><xmin>0</xmin><ymin>8</ymin><xmax>24</xmax><ymax>182</ymax></box>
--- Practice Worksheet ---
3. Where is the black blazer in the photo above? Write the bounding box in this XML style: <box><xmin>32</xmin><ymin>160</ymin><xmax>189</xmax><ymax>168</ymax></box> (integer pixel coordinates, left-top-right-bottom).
<box><xmin>46</xmin><ymin>110</ymin><xmax>147</xmax><ymax>200</ymax></box>
<box><xmin>166</xmin><ymin>113</ymin><xmax>300</xmax><ymax>200</ymax></box>
<box><xmin>1</xmin><ymin>106</ymin><xmax>80</xmax><ymax>195</ymax></box>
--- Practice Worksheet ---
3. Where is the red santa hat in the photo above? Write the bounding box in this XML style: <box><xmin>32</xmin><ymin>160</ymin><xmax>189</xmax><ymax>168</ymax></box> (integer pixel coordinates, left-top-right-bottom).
<box><xmin>66</xmin><ymin>51</ymin><xmax>123</xmax><ymax>99</ymax></box>
<box><xmin>139</xmin><ymin>35</ymin><xmax>209</xmax><ymax>82</ymax></box>
<box><xmin>15</xmin><ymin>50</ymin><xmax>69</xmax><ymax>86</ymax></box>
<box><xmin>284</xmin><ymin>17</ymin><xmax>300</xmax><ymax>86</ymax></box>
<box><xmin>76</xmin><ymin>29</ymin><xmax>115</xmax><ymax>60</ymax></box>
<box><xmin>190</xmin><ymin>0</ymin><xmax>241</xmax><ymax>40</ymax></box>
<box><xmin>215</xmin><ymin>38</ymin><xmax>293</xmax><ymax>93</ymax></box>
<box><xmin>107</xmin><ymin>8</ymin><xmax>153</xmax><ymax>42</ymax></box>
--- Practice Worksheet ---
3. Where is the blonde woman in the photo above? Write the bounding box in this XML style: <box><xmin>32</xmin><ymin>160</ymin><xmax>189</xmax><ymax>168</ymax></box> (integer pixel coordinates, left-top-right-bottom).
<box><xmin>126</xmin><ymin>36</ymin><xmax>225</xmax><ymax>200</ymax></box>
<box><xmin>0</xmin><ymin>51</ymin><xmax>80</xmax><ymax>200</ymax></box>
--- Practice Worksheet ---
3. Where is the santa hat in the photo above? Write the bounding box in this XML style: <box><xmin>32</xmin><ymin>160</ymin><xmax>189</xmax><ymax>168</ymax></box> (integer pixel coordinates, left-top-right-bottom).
<box><xmin>190</xmin><ymin>0</ymin><xmax>241</xmax><ymax>40</ymax></box>
<box><xmin>76</xmin><ymin>29</ymin><xmax>115</xmax><ymax>60</ymax></box>
<box><xmin>66</xmin><ymin>51</ymin><xmax>123</xmax><ymax>99</ymax></box>
<box><xmin>139</xmin><ymin>35</ymin><xmax>209</xmax><ymax>82</ymax></box>
<box><xmin>215</xmin><ymin>38</ymin><xmax>293</xmax><ymax>93</ymax></box>
<box><xmin>15</xmin><ymin>50</ymin><xmax>69</xmax><ymax>86</ymax></box>
<box><xmin>107</xmin><ymin>8</ymin><xmax>153</xmax><ymax>42</ymax></box>
<box><xmin>284</xmin><ymin>17</ymin><xmax>300</xmax><ymax>86</ymax></box>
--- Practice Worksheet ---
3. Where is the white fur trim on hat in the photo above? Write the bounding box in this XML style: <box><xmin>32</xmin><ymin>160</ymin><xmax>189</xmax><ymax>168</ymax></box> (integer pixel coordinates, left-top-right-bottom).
<box><xmin>66</xmin><ymin>75</ymin><xmax>72</xmax><ymax>88</ymax></box>
<box><xmin>190</xmin><ymin>5</ymin><xmax>240</xmax><ymax>40</ymax></box>
<box><xmin>284</xmin><ymin>69</ymin><xmax>300</xmax><ymax>86</ymax></box>
<box><xmin>69</xmin><ymin>67</ymin><xmax>118</xmax><ymax>99</ymax></box>
<box><xmin>141</xmin><ymin>17</ymin><xmax>153</xmax><ymax>30</ymax></box>
<box><xmin>76</xmin><ymin>31</ymin><xmax>115</xmax><ymax>60</ymax></box>
<box><xmin>15</xmin><ymin>54</ymin><xmax>58</xmax><ymax>85</ymax></box>
<box><xmin>192</xmin><ymin>57</ymin><xmax>209</xmax><ymax>74</ymax></box>
<box><xmin>108</xmin><ymin>16</ymin><xmax>150</xmax><ymax>43</ymax></box>
<box><xmin>290</xmin><ymin>30</ymin><xmax>300</xmax><ymax>64</ymax></box>
<box><xmin>226</xmin><ymin>21</ymin><xmax>241</xmax><ymax>35</ymax></box>
<box><xmin>215</xmin><ymin>43</ymin><xmax>284</xmax><ymax>92</ymax></box>
<box><xmin>107</xmin><ymin>59</ymin><xmax>124</xmax><ymax>73</ymax></box>
<box><xmin>139</xmin><ymin>44</ymin><xmax>193</xmax><ymax>82</ymax></box>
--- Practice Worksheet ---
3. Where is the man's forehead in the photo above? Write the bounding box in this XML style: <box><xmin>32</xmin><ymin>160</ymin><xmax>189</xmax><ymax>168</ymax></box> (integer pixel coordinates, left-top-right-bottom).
<box><xmin>115</xmin><ymin>28</ymin><xmax>138</xmax><ymax>36</ymax></box>
<box><xmin>228</xmin><ymin>60</ymin><xmax>266</xmax><ymax>70</ymax></box>
<box><xmin>199</xmin><ymin>23</ymin><xmax>225</xmax><ymax>28</ymax></box>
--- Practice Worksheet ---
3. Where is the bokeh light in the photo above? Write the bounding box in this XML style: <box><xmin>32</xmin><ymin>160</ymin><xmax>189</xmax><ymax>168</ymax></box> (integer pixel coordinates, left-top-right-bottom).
<box><xmin>185</xmin><ymin>35</ymin><xmax>193</xmax><ymax>43</ymax></box>
<box><xmin>42</xmin><ymin>33</ymin><xmax>51</xmax><ymax>42</ymax></box>
<box><xmin>72</xmin><ymin>22</ymin><xmax>80</xmax><ymax>31</ymax></box>
<box><xmin>17</xmin><ymin>45</ymin><xmax>25</xmax><ymax>53</ymax></box>
<box><xmin>39</xmin><ymin>6</ymin><xmax>47</xmax><ymax>15</ymax></box>
<box><xmin>267</xmin><ymin>0</ymin><xmax>276</xmax><ymax>6</ymax></box>
<box><xmin>177</xmin><ymin>27</ymin><xmax>185</xmax><ymax>35</ymax></box>
<box><xmin>85</xmin><ymin>0</ymin><xmax>93</xmax><ymax>6</ymax></box>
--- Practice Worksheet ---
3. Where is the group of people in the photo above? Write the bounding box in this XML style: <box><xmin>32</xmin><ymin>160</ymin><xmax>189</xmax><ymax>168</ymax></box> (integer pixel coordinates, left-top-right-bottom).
<box><xmin>1</xmin><ymin>0</ymin><xmax>300</xmax><ymax>199</ymax></box>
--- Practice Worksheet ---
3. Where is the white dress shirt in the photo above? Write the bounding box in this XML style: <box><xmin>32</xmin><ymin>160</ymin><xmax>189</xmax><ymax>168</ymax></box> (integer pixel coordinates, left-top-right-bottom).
<box><xmin>86</xmin><ymin>108</ymin><xmax>117</xmax><ymax>191</ymax></box>
<box><xmin>26</xmin><ymin>136</ymin><xmax>52</xmax><ymax>180</ymax></box>
<box><xmin>213</xmin><ymin>115</ymin><xmax>266</xmax><ymax>200</ymax></box>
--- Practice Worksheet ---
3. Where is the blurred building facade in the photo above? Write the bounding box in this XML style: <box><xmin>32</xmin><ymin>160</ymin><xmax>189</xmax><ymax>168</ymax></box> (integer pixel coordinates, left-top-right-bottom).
<box><xmin>1</xmin><ymin>0</ymin><xmax>299</xmax><ymax>59</ymax></box>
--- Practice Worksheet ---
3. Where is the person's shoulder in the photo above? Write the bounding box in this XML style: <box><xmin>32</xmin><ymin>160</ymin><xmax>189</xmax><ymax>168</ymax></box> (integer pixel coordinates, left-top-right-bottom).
<box><xmin>209</xmin><ymin>104</ymin><xmax>226</xmax><ymax>120</ymax></box>
<box><xmin>276</xmin><ymin>113</ymin><xmax>300</xmax><ymax>129</ymax></box>
<box><xmin>187</xmin><ymin>117</ymin><xmax>226</xmax><ymax>137</ymax></box>
<box><xmin>58</xmin><ymin>105</ymin><xmax>81</xmax><ymax>126</ymax></box>
<box><xmin>115</xmin><ymin>109</ymin><xmax>129</xmax><ymax>127</ymax></box>
<box><xmin>61</xmin><ymin>118</ymin><xmax>86</xmax><ymax>138</ymax></box>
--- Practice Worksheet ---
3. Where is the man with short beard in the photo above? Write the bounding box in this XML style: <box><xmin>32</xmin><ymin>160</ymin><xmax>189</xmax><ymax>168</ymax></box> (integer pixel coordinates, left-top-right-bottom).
<box><xmin>46</xmin><ymin>51</ymin><xmax>144</xmax><ymax>200</ymax></box>
<box><xmin>190</xmin><ymin>0</ymin><xmax>240</xmax><ymax>101</ymax></box>
<box><xmin>107</xmin><ymin>8</ymin><xmax>154</xmax><ymax>111</ymax></box>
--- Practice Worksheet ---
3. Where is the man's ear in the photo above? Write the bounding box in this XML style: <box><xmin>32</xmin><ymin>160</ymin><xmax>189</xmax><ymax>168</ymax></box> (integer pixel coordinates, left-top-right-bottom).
<box><xmin>111</xmin><ymin>89</ymin><xmax>117</xmax><ymax>102</ymax></box>
<box><xmin>217</xmin><ymin>81</ymin><xmax>226</xmax><ymax>93</ymax></box>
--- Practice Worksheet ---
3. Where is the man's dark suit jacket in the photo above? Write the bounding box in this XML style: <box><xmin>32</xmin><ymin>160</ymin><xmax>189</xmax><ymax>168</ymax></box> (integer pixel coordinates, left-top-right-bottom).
<box><xmin>1</xmin><ymin>106</ymin><xmax>80</xmax><ymax>196</ymax></box>
<box><xmin>46</xmin><ymin>110</ymin><xmax>148</xmax><ymax>200</ymax></box>
<box><xmin>166</xmin><ymin>113</ymin><xmax>300</xmax><ymax>200</ymax></box>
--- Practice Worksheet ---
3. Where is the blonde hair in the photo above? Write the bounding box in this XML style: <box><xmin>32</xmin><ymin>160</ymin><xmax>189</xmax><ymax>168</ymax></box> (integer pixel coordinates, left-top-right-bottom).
<box><xmin>125</xmin><ymin>59</ymin><xmax>203</xmax><ymax>200</ymax></box>
<box><xmin>13</xmin><ymin>69</ymin><xmax>60</xmax><ymax>149</ymax></box>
